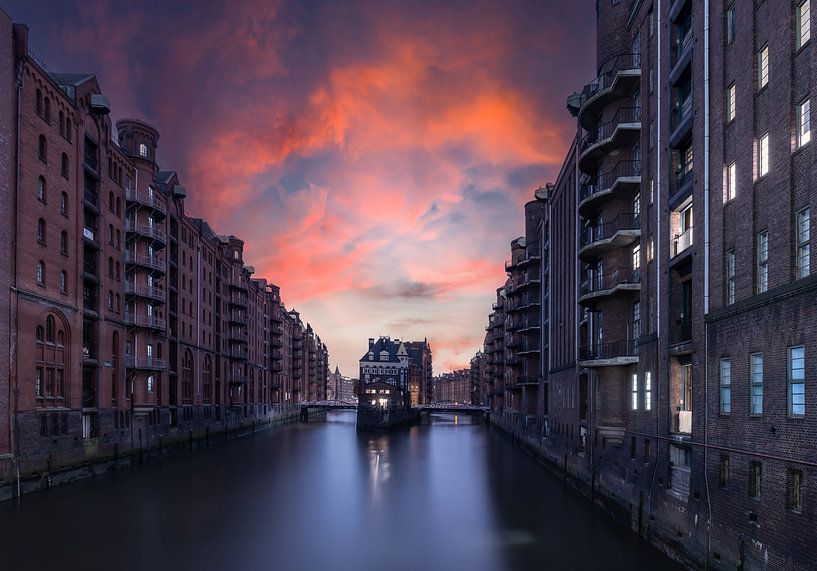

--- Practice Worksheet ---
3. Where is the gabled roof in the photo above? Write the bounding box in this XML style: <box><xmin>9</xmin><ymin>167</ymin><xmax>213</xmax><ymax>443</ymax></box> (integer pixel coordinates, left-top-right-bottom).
<box><xmin>360</xmin><ymin>337</ymin><xmax>405</xmax><ymax>363</ymax></box>
<box><xmin>51</xmin><ymin>72</ymin><xmax>95</xmax><ymax>87</ymax></box>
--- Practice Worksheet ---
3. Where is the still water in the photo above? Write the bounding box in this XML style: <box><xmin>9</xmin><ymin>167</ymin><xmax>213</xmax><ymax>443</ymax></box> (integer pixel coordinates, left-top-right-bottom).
<box><xmin>0</xmin><ymin>412</ymin><xmax>678</xmax><ymax>570</ymax></box>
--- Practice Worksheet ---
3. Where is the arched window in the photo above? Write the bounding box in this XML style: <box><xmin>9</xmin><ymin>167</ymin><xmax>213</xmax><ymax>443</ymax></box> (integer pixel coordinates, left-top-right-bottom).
<box><xmin>61</xmin><ymin>153</ymin><xmax>69</xmax><ymax>178</ymax></box>
<box><xmin>116</xmin><ymin>229</ymin><xmax>121</xmax><ymax>248</ymax></box>
<box><xmin>112</xmin><ymin>331</ymin><xmax>119</xmax><ymax>404</ymax></box>
<box><xmin>108</xmin><ymin>257</ymin><xmax>114</xmax><ymax>278</ymax></box>
<box><xmin>37</xmin><ymin>176</ymin><xmax>46</xmax><ymax>202</ymax></box>
<box><xmin>66</xmin><ymin>119</ymin><xmax>72</xmax><ymax>142</ymax></box>
<box><xmin>60</xmin><ymin>231</ymin><xmax>68</xmax><ymax>255</ymax></box>
<box><xmin>116</xmin><ymin>197</ymin><xmax>121</xmax><ymax>217</ymax></box>
<box><xmin>44</xmin><ymin>97</ymin><xmax>50</xmax><ymax>122</ymax></box>
<box><xmin>37</xmin><ymin>218</ymin><xmax>46</xmax><ymax>244</ymax></box>
<box><xmin>36</xmin><ymin>313</ymin><xmax>67</xmax><ymax>400</ymax></box>
<box><xmin>115</xmin><ymin>294</ymin><xmax>120</xmax><ymax>312</ymax></box>
<box><xmin>59</xmin><ymin>111</ymin><xmax>65</xmax><ymax>136</ymax></box>
<box><xmin>60</xmin><ymin>191</ymin><xmax>68</xmax><ymax>216</ymax></box>
<box><xmin>139</xmin><ymin>143</ymin><xmax>148</xmax><ymax>158</ymax></box>
<box><xmin>38</xmin><ymin>134</ymin><xmax>47</xmax><ymax>162</ymax></box>
<box><xmin>36</xmin><ymin>260</ymin><xmax>45</xmax><ymax>286</ymax></box>
<box><xmin>108</xmin><ymin>191</ymin><xmax>114</xmax><ymax>212</ymax></box>
<box><xmin>115</xmin><ymin>261</ymin><xmax>121</xmax><ymax>281</ymax></box>
<box><xmin>107</xmin><ymin>290</ymin><xmax>113</xmax><ymax>310</ymax></box>
<box><xmin>108</xmin><ymin>224</ymin><xmax>113</xmax><ymax>245</ymax></box>
<box><xmin>36</xmin><ymin>89</ymin><xmax>43</xmax><ymax>115</ymax></box>
<box><xmin>60</xmin><ymin>271</ymin><xmax>67</xmax><ymax>294</ymax></box>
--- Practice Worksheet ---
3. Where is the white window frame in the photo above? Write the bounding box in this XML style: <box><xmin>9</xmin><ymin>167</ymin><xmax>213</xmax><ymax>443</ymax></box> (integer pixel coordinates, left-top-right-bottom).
<box><xmin>750</xmin><ymin>353</ymin><xmax>764</xmax><ymax>416</ymax></box>
<box><xmin>645</xmin><ymin>371</ymin><xmax>652</xmax><ymax>411</ymax></box>
<box><xmin>797</xmin><ymin>207</ymin><xmax>811</xmax><ymax>278</ymax></box>
<box><xmin>631</xmin><ymin>373</ymin><xmax>638</xmax><ymax>411</ymax></box>
<box><xmin>789</xmin><ymin>346</ymin><xmax>806</xmax><ymax>417</ymax></box>
<box><xmin>757</xmin><ymin>230</ymin><xmax>769</xmax><ymax>293</ymax></box>
<box><xmin>726</xmin><ymin>4</ymin><xmax>736</xmax><ymax>44</ymax></box>
<box><xmin>797</xmin><ymin>99</ymin><xmax>811</xmax><ymax>148</ymax></box>
<box><xmin>758</xmin><ymin>45</ymin><xmax>769</xmax><ymax>89</ymax></box>
<box><xmin>727</xmin><ymin>83</ymin><xmax>736</xmax><ymax>122</ymax></box>
<box><xmin>726</xmin><ymin>249</ymin><xmax>736</xmax><ymax>304</ymax></box>
<box><xmin>758</xmin><ymin>133</ymin><xmax>770</xmax><ymax>177</ymax></box>
<box><xmin>720</xmin><ymin>359</ymin><xmax>732</xmax><ymax>414</ymax></box>
<box><xmin>798</xmin><ymin>1</ymin><xmax>811</xmax><ymax>50</ymax></box>
<box><xmin>727</xmin><ymin>162</ymin><xmax>737</xmax><ymax>201</ymax></box>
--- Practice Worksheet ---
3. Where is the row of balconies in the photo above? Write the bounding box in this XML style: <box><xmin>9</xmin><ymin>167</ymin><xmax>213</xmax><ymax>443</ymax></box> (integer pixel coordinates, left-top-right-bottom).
<box><xmin>125</xmin><ymin>187</ymin><xmax>167</xmax><ymax>217</ymax></box>
<box><xmin>124</xmin><ymin>250</ymin><xmax>166</xmax><ymax>273</ymax></box>
<box><xmin>579</xmin><ymin>213</ymin><xmax>640</xmax><ymax>260</ymax></box>
<box><xmin>579</xmin><ymin>268</ymin><xmax>641</xmax><ymax>304</ymax></box>
<box><xmin>124</xmin><ymin>311</ymin><xmax>166</xmax><ymax>331</ymax></box>
<box><xmin>124</xmin><ymin>282</ymin><xmax>167</xmax><ymax>303</ymax></box>
<box><xmin>125</xmin><ymin>219</ymin><xmax>166</xmax><ymax>246</ymax></box>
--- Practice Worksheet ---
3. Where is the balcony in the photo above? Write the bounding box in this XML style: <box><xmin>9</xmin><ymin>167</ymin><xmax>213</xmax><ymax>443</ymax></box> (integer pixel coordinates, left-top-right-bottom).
<box><xmin>125</xmin><ymin>188</ymin><xmax>167</xmax><ymax>217</ymax></box>
<box><xmin>125</xmin><ymin>220</ymin><xmax>166</xmax><ymax>246</ymax></box>
<box><xmin>579</xmin><ymin>268</ymin><xmax>641</xmax><ymax>304</ymax></box>
<box><xmin>518</xmin><ymin>343</ymin><xmax>540</xmax><ymax>355</ymax></box>
<box><xmin>124</xmin><ymin>251</ymin><xmax>166</xmax><ymax>274</ymax></box>
<box><xmin>83</xmin><ymin>188</ymin><xmax>99</xmax><ymax>213</ymax></box>
<box><xmin>669</xmin><ymin>96</ymin><xmax>693</xmax><ymax>148</ymax></box>
<box><xmin>229</xmin><ymin>295</ymin><xmax>248</xmax><ymax>308</ymax></box>
<box><xmin>82</xmin><ymin>226</ymin><xmax>100</xmax><ymax>249</ymax></box>
<box><xmin>228</xmin><ymin>374</ymin><xmax>248</xmax><ymax>385</ymax></box>
<box><xmin>578</xmin><ymin>339</ymin><xmax>639</xmax><ymax>367</ymax></box>
<box><xmin>504</xmin><ymin>259</ymin><xmax>518</xmax><ymax>272</ymax></box>
<box><xmin>124</xmin><ymin>282</ymin><xmax>167</xmax><ymax>303</ymax></box>
<box><xmin>669</xmin><ymin>25</ymin><xmax>693</xmax><ymax>85</ymax></box>
<box><xmin>576</xmin><ymin>53</ymin><xmax>641</xmax><ymax>130</ymax></box>
<box><xmin>518</xmin><ymin>376</ymin><xmax>539</xmax><ymax>386</ymax></box>
<box><xmin>579</xmin><ymin>160</ymin><xmax>641</xmax><ymax>217</ymax></box>
<box><xmin>229</xmin><ymin>281</ymin><xmax>248</xmax><ymax>292</ymax></box>
<box><xmin>226</xmin><ymin>347</ymin><xmax>248</xmax><ymax>360</ymax></box>
<box><xmin>579</xmin><ymin>107</ymin><xmax>641</xmax><ymax>173</ymax></box>
<box><xmin>124</xmin><ymin>312</ymin><xmax>166</xmax><ymax>331</ymax></box>
<box><xmin>229</xmin><ymin>330</ymin><xmax>249</xmax><ymax>343</ymax></box>
<box><xmin>672</xmin><ymin>227</ymin><xmax>693</xmax><ymax>258</ymax></box>
<box><xmin>518</xmin><ymin>248</ymin><xmax>541</xmax><ymax>267</ymax></box>
<box><xmin>671</xmin><ymin>318</ymin><xmax>693</xmax><ymax>348</ymax></box>
<box><xmin>228</xmin><ymin>312</ymin><xmax>248</xmax><ymax>326</ymax></box>
<box><xmin>125</xmin><ymin>356</ymin><xmax>167</xmax><ymax>370</ymax></box>
<box><xmin>579</xmin><ymin>213</ymin><xmax>640</xmax><ymax>260</ymax></box>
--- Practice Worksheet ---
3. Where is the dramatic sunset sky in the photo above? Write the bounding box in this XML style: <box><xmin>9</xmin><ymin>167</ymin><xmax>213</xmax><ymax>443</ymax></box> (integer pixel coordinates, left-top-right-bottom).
<box><xmin>6</xmin><ymin>0</ymin><xmax>594</xmax><ymax>375</ymax></box>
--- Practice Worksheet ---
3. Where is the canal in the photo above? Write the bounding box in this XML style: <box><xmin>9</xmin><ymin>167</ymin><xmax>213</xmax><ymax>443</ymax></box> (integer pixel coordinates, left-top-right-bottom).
<box><xmin>0</xmin><ymin>411</ymin><xmax>678</xmax><ymax>570</ymax></box>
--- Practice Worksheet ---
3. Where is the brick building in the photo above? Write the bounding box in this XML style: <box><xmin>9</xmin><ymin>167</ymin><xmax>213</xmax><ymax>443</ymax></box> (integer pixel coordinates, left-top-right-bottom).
<box><xmin>476</xmin><ymin>1</ymin><xmax>817</xmax><ymax>568</ymax></box>
<box><xmin>468</xmin><ymin>351</ymin><xmax>486</xmax><ymax>406</ymax></box>
<box><xmin>0</xmin><ymin>15</ymin><xmax>328</xmax><ymax>485</ymax></box>
<box><xmin>432</xmin><ymin>370</ymin><xmax>471</xmax><ymax>404</ymax></box>
<box><xmin>404</xmin><ymin>339</ymin><xmax>433</xmax><ymax>405</ymax></box>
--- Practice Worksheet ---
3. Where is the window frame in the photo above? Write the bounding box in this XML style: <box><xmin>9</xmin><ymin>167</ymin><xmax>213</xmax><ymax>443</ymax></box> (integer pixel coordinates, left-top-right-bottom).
<box><xmin>797</xmin><ymin>207</ymin><xmax>811</xmax><ymax>279</ymax></box>
<box><xmin>726</xmin><ymin>161</ymin><xmax>737</xmax><ymax>202</ymax></box>
<box><xmin>750</xmin><ymin>352</ymin><xmax>764</xmax><ymax>416</ymax></box>
<box><xmin>758</xmin><ymin>133</ymin><xmax>770</xmax><ymax>178</ymax></box>
<box><xmin>797</xmin><ymin>0</ymin><xmax>811</xmax><ymax>51</ymax></box>
<box><xmin>797</xmin><ymin>98</ymin><xmax>811</xmax><ymax>148</ymax></box>
<box><xmin>726</xmin><ymin>249</ymin><xmax>736</xmax><ymax>304</ymax></box>
<box><xmin>758</xmin><ymin>45</ymin><xmax>769</xmax><ymax>90</ymax></box>
<box><xmin>756</xmin><ymin>230</ymin><xmax>769</xmax><ymax>294</ymax></box>
<box><xmin>789</xmin><ymin>345</ymin><xmax>806</xmax><ymax>417</ymax></box>
<box><xmin>727</xmin><ymin>83</ymin><xmax>736</xmax><ymax>123</ymax></box>
<box><xmin>720</xmin><ymin>358</ymin><xmax>732</xmax><ymax>415</ymax></box>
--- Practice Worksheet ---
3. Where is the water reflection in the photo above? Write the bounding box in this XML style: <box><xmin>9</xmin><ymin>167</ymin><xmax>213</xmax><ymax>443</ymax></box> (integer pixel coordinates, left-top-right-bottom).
<box><xmin>0</xmin><ymin>410</ymin><xmax>677</xmax><ymax>571</ymax></box>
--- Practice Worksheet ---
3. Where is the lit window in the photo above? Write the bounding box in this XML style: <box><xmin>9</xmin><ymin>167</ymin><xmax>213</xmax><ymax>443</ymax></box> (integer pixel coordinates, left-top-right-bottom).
<box><xmin>139</xmin><ymin>143</ymin><xmax>148</xmax><ymax>158</ymax></box>
<box><xmin>727</xmin><ymin>83</ymin><xmax>736</xmax><ymax>122</ymax></box>
<box><xmin>758</xmin><ymin>45</ymin><xmax>769</xmax><ymax>89</ymax></box>
<box><xmin>720</xmin><ymin>359</ymin><xmax>732</xmax><ymax>414</ymax></box>
<box><xmin>37</xmin><ymin>176</ymin><xmax>46</xmax><ymax>203</ymax></box>
<box><xmin>645</xmin><ymin>371</ymin><xmax>652</xmax><ymax>411</ymax></box>
<box><xmin>147</xmin><ymin>375</ymin><xmax>154</xmax><ymax>392</ymax></box>
<box><xmin>631</xmin><ymin>373</ymin><xmax>638</xmax><ymax>410</ymax></box>
<box><xmin>789</xmin><ymin>346</ymin><xmax>805</xmax><ymax>417</ymax></box>
<box><xmin>726</xmin><ymin>4</ymin><xmax>736</xmax><ymax>44</ymax></box>
<box><xmin>632</xmin><ymin>244</ymin><xmax>641</xmax><ymax>271</ymax></box>
<box><xmin>797</xmin><ymin>99</ymin><xmax>811</xmax><ymax>147</ymax></box>
<box><xmin>756</xmin><ymin>230</ymin><xmax>769</xmax><ymax>293</ymax></box>
<box><xmin>758</xmin><ymin>133</ymin><xmax>770</xmax><ymax>177</ymax></box>
<box><xmin>726</xmin><ymin>249</ymin><xmax>736</xmax><ymax>304</ymax></box>
<box><xmin>36</xmin><ymin>260</ymin><xmax>45</xmax><ymax>286</ymax></box>
<box><xmin>725</xmin><ymin>162</ymin><xmax>737</xmax><ymax>202</ymax></box>
<box><xmin>797</xmin><ymin>207</ymin><xmax>811</xmax><ymax>278</ymax></box>
<box><xmin>750</xmin><ymin>353</ymin><xmax>763</xmax><ymax>415</ymax></box>
<box><xmin>798</xmin><ymin>1</ymin><xmax>811</xmax><ymax>49</ymax></box>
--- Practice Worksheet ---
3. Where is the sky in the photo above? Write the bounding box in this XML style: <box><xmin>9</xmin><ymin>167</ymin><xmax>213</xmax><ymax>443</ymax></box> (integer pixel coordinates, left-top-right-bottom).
<box><xmin>5</xmin><ymin>0</ymin><xmax>594</xmax><ymax>375</ymax></box>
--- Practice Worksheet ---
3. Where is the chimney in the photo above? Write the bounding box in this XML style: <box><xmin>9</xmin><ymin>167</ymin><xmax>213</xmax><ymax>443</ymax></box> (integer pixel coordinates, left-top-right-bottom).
<box><xmin>368</xmin><ymin>338</ymin><xmax>375</xmax><ymax>349</ymax></box>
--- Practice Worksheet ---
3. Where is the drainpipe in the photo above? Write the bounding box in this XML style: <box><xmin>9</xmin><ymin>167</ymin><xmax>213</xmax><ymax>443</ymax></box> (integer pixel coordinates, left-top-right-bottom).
<box><xmin>11</xmin><ymin>60</ymin><xmax>23</xmax><ymax>496</ymax></box>
<box><xmin>702</xmin><ymin>0</ymin><xmax>713</xmax><ymax>566</ymax></box>
<box><xmin>647</xmin><ymin>0</ymin><xmax>663</xmax><ymax>525</ymax></box>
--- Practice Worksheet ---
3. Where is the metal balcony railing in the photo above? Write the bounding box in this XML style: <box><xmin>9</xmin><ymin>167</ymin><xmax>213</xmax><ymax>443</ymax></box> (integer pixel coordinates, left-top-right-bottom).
<box><xmin>124</xmin><ymin>312</ymin><xmax>166</xmax><ymax>330</ymax></box>
<box><xmin>580</xmin><ymin>213</ymin><xmax>640</xmax><ymax>248</ymax></box>
<box><xmin>124</xmin><ymin>282</ymin><xmax>166</xmax><ymax>302</ymax></box>
<box><xmin>124</xmin><ymin>356</ymin><xmax>167</xmax><ymax>370</ymax></box>
<box><xmin>581</xmin><ymin>268</ymin><xmax>641</xmax><ymax>296</ymax></box>
<box><xmin>580</xmin><ymin>160</ymin><xmax>641</xmax><ymax>203</ymax></box>
<box><xmin>581</xmin><ymin>107</ymin><xmax>641</xmax><ymax>151</ymax></box>
<box><xmin>579</xmin><ymin>339</ymin><xmax>638</xmax><ymax>362</ymax></box>
<box><xmin>125</xmin><ymin>220</ymin><xmax>166</xmax><ymax>243</ymax></box>
<box><xmin>124</xmin><ymin>251</ymin><xmax>166</xmax><ymax>273</ymax></box>
<box><xmin>580</xmin><ymin>53</ymin><xmax>642</xmax><ymax>102</ymax></box>
<box><xmin>672</xmin><ymin>318</ymin><xmax>693</xmax><ymax>344</ymax></box>
<box><xmin>673</xmin><ymin>227</ymin><xmax>694</xmax><ymax>257</ymax></box>
<box><xmin>125</xmin><ymin>188</ymin><xmax>167</xmax><ymax>215</ymax></box>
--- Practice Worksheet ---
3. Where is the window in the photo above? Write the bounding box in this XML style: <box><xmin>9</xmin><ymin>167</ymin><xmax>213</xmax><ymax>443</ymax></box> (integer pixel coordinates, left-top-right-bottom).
<box><xmin>60</xmin><ymin>271</ymin><xmax>67</xmax><ymax>294</ymax></box>
<box><xmin>758</xmin><ymin>133</ymin><xmax>770</xmax><ymax>177</ymax></box>
<box><xmin>60</xmin><ymin>231</ymin><xmax>67</xmax><ymax>255</ymax></box>
<box><xmin>719</xmin><ymin>455</ymin><xmax>730</xmax><ymax>488</ymax></box>
<box><xmin>787</xmin><ymin>470</ymin><xmax>803</xmax><ymax>512</ymax></box>
<box><xmin>789</xmin><ymin>346</ymin><xmax>806</xmax><ymax>417</ymax></box>
<box><xmin>37</xmin><ymin>176</ymin><xmax>46</xmax><ymax>203</ymax></box>
<box><xmin>749</xmin><ymin>462</ymin><xmax>762</xmax><ymax>498</ymax></box>
<box><xmin>726</xmin><ymin>249</ymin><xmax>736</xmax><ymax>304</ymax></box>
<box><xmin>645</xmin><ymin>371</ymin><xmax>652</xmax><ymax>410</ymax></box>
<box><xmin>61</xmin><ymin>153</ymin><xmax>69</xmax><ymax>178</ymax></box>
<box><xmin>66</xmin><ymin>119</ymin><xmax>72</xmax><ymax>142</ymax></box>
<box><xmin>758</xmin><ymin>45</ymin><xmax>769</xmax><ymax>89</ymax></box>
<box><xmin>726</xmin><ymin>4</ymin><xmax>736</xmax><ymax>44</ymax></box>
<box><xmin>720</xmin><ymin>359</ymin><xmax>732</xmax><ymax>414</ymax></box>
<box><xmin>139</xmin><ymin>143</ymin><xmax>148</xmax><ymax>158</ymax></box>
<box><xmin>727</xmin><ymin>83</ymin><xmax>736</xmax><ymax>122</ymax></box>
<box><xmin>44</xmin><ymin>97</ymin><xmax>50</xmax><ymax>123</ymax></box>
<box><xmin>36</xmin><ymin>89</ymin><xmax>42</xmax><ymax>116</ymax></box>
<box><xmin>797</xmin><ymin>207</ymin><xmax>811</xmax><ymax>278</ymax></box>
<box><xmin>60</xmin><ymin>191</ymin><xmax>67</xmax><ymax>216</ymax></box>
<box><xmin>59</xmin><ymin>111</ymin><xmax>65</xmax><ymax>136</ymax></box>
<box><xmin>631</xmin><ymin>373</ymin><xmax>638</xmax><ymax>410</ymax></box>
<box><xmin>37</xmin><ymin>218</ymin><xmax>46</xmax><ymax>244</ymax></box>
<box><xmin>798</xmin><ymin>1</ymin><xmax>811</xmax><ymax>49</ymax></box>
<box><xmin>750</xmin><ymin>353</ymin><xmax>763</xmax><ymax>415</ymax></box>
<box><xmin>38</xmin><ymin>134</ymin><xmax>47</xmax><ymax>162</ymax></box>
<box><xmin>726</xmin><ymin>162</ymin><xmax>737</xmax><ymax>201</ymax></box>
<box><xmin>36</xmin><ymin>260</ymin><xmax>45</xmax><ymax>286</ymax></box>
<box><xmin>147</xmin><ymin>375</ymin><xmax>154</xmax><ymax>392</ymax></box>
<box><xmin>756</xmin><ymin>230</ymin><xmax>769</xmax><ymax>293</ymax></box>
<box><xmin>798</xmin><ymin>99</ymin><xmax>811</xmax><ymax>147</ymax></box>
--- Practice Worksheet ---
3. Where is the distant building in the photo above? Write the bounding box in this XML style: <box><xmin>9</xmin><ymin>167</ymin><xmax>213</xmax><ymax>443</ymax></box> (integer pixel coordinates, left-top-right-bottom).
<box><xmin>357</xmin><ymin>337</ymin><xmax>412</xmax><ymax>430</ymax></box>
<box><xmin>432</xmin><ymin>370</ymin><xmax>471</xmax><ymax>403</ymax></box>
<box><xmin>327</xmin><ymin>366</ymin><xmax>355</xmax><ymax>402</ymax></box>
<box><xmin>404</xmin><ymin>339</ymin><xmax>433</xmax><ymax>405</ymax></box>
